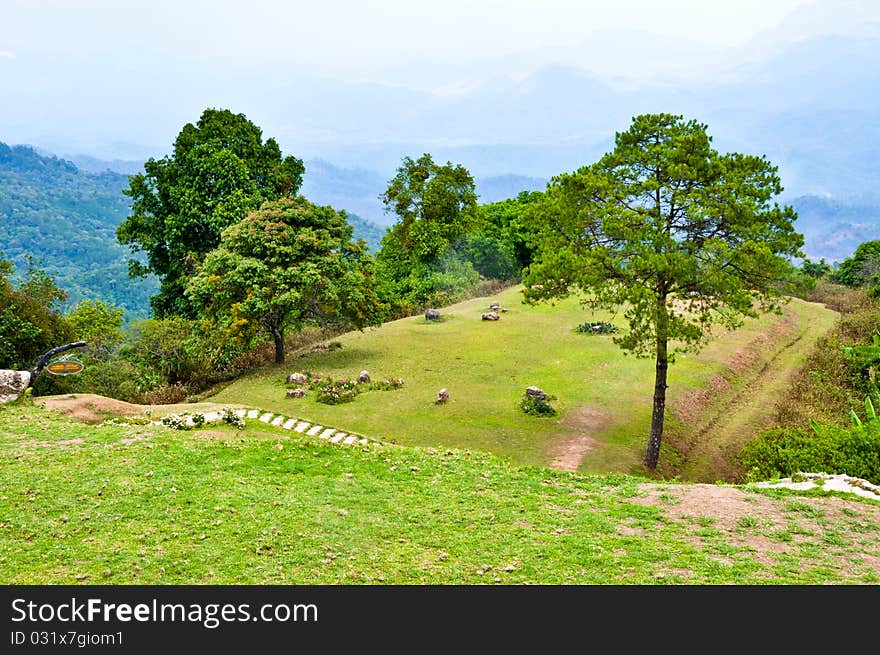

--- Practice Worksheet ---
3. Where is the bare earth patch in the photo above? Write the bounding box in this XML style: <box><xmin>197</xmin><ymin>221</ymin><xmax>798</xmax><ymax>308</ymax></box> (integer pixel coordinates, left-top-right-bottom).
<box><xmin>548</xmin><ymin>407</ymin><xmax>608</xmax><ymax>471</ymax></box>
<box><xmin>632</xmin><ymin>482</ymin><xmax>880</xmax><ymax>576</ymax></box>
<box><xmin>34</xmin><ymin>394</ymin><xmax>242</xmax><ymax>423</ymax></box>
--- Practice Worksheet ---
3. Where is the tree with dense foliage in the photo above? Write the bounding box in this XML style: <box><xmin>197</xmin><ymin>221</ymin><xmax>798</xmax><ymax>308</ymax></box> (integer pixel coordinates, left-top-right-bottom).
<box><xmin>0</xmin><ymin>258</ymin><xmax>74</xmax><ymax>370</ymax></box>
<box><xmin>66</xmin><ymin>299</ymin><xmax>125</xmax><ymax>357</ymax></box>
<box><xmin>186</xmin><ymin>197</ymin><xmax>382</xmax><ymax>364</ymax></box>
<box><xmin>117</xmin><ymin>109</ymin><xmax>305</xmax><ymax>318</ymax></box>
<box><xmin>834</xmin><ymin>240</ymin><xmax>880</xmax><ymax>287</ymax></box>
<box><xmin>800</xmin><ymin>257</ymin><xmax>832</xmax><ymax>279</ymax></box>
<box><xmin>375</xmin><ymin>154</ymin><xmax>481</xmax><ymax>309</ymax></box>
<box><xmin>524</xmin><ymin>113</ymin><xmax>803</xmax><ymax>470</ymax></box>
<box><xmin>458</xmin><ymin>190</ymin><xmax>546</xmax><ymax>280</ymax></box>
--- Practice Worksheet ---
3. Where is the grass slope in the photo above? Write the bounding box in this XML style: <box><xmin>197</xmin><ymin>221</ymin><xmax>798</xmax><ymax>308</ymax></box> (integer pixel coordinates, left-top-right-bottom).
<box><xmin>1</xmin><ymin>402</ymin><xmax>878</xmax><ymax>584</ymax></box>
<box><xmin>211</xmin><ymin>286</ymin><xmax>837</xmax><ymax>478</ymax></box>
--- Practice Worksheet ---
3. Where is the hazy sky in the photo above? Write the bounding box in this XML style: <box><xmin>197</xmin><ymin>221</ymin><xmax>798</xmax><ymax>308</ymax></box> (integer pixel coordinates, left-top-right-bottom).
<box><xmin>1</xmin><ymin>0</ymin><xmax>878</xmax><ymax>158</ymax></box>
<box><xmin>0</xmin><ymin>0</ymin><xmax>844</xmax><ymax>82</ymax></box>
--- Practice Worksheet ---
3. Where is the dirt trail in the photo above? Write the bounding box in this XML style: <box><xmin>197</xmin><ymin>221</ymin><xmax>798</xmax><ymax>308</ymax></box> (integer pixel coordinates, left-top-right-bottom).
<box><xmin>548</xmin><ymin>407</ymin><xmax>607</xmax><ymax>471</ymax></box>
<box><xmin>35</xmin><ymin>394</ymin><xmax>242</xmax><ymax>423</ymax></box>
<box><xmin>666</xmin><ymin>302</ymin><xmax>838</xmax><ymax>482</ymax></box>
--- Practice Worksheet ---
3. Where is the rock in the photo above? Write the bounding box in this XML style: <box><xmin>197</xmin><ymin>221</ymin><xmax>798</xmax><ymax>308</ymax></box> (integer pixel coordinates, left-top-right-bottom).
<box><xmin>286</xmin><ymin>372</ymin><xmax>307</xmax><ymax>385</ymax></box>
<box><xmin>286</xmin><ymin>388</ymin><xmax>307</xmax><ymax>398</ymax></box>
<box><xmin>0</xmin><ymin>369</ymin><xmax>31</xmax><ymax>403</ymax></box>
<box><xmin>436</xmin><ymin>388</ymin><xmax>449</xmax><ymax>404</ymax></box>
<box><xmin>525</xmin><ymin>386</ymin><xmax>549</xmax><ymax>401</ymax></box>
<box><xmin>489</xmin><ymin>302</ymin><xmax>501</xmax><ymax>310</ymax></box>
<box><xmin>358</xmin><ymin>370</ymin><xmax>371</xmax><ymax>383</ymax></box>
<box><xmin>481</xmin><ymin>312</ymin><xmax>500</xmax><ymax>321</ymax></box>
<box><xmin>425</xmin><ymin>308</ymin><xmax>441</xmax><ymax>321</ymax></box>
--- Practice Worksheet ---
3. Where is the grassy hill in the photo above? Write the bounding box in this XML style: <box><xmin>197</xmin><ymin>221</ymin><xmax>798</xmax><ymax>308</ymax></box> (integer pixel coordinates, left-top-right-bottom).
<box><xmin>210</xmin><ymin>285</ymin><xmax>838</xmax><ymax>480</ymax></box>
<box><xmin>1</xmin><ymin>400</ymin><xmax>878</xmax><ymax>584</ymax></box>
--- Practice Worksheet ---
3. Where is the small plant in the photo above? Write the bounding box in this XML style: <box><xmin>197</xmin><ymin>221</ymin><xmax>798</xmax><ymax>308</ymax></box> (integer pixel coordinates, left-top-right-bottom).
<box><xmin>190</xmin><ymin>412</ymin><xmax>205</xmax><ymax>428</ymax></box>
<box><xmin>315</xmin><ymin>377</ymin><xmax>361</xmax><ymax>405</ymax></box>
<box><xmin>101</xmin><ymin>416</ymin><xmax>151</xmax><ymax>426</ymax></box>
<box><xmin>221</xmin><ymin>407</ymin><xmax>245</xmax><ymax>430</ymax></box>
<box><xmin>574</xmin><ymin>321</ymin><xmax>618</xmax><ymax>335</ymax></box>
<box><xmin>160</xmin><ymin>413</ymin><xmax>193</xmax><ymax>430</ymax></box>
<box><xmin>369</xmin><ymin>377</ymin><xmax>405</xmax><ymax>391</ymax></box>
<box><xmin>520</xmin><ymin>391</ymin><xmax>557</xmax><ymax>417</ymax></box>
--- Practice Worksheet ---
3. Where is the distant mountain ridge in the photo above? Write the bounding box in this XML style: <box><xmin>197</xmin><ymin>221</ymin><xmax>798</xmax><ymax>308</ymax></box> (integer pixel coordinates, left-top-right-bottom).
<box><xmin>0</xmin><ymin>142</ymin><xmax>157</xmax><ymax>318</ymax></box>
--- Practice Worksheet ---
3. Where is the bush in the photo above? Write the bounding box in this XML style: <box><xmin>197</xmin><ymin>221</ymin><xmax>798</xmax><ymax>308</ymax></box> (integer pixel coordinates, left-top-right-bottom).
<box><xmin>314</xmin><ymin>377</ymin><xmax>361</xmax><ymax>405</ymax></box>
<box><xmin>221</xmin><ymin>407</ymin><xmax>245</xmax><ymax>430</ymax></box>
<box><xmin>739</xmin><ymin>422</ymin><xmax>880</xmax><ymax>485</ymax></box>
<box><xmin>520</xmin><ymin>392</ymin><xmax>557</xmax><ymax>417</ymax></box>
<box><xmin>574</xmin><ymin>321</ymin><xmax>618</xmax><ymax>334</ymax></box>
<box><xmin>369</xmin><ymin>377</ymin><xmax>405</xmax><ymax>391</ymax></box>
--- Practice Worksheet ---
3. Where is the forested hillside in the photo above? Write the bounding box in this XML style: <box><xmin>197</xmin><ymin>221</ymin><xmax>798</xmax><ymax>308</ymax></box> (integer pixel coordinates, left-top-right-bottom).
<box><xmin>0</xmin><ymin>142</ymin><xmax>157</xmax><ymax>318</ymax></box>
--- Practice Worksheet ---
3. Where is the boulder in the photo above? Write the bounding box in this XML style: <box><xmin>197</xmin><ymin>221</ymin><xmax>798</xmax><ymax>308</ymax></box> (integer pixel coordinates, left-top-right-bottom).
<box><xmin>481</xmin><ymin>312</ymin><xmax>500</xmax><ymax>321</ymax></box>
<box><xmin>425</xmin><ymin>308</ymin><xmax>441</xmax><ymax>321</ymax></box>
<box><xmin>286</xmin><ymin>388</ymin><xmax>307</xmax><ymax>398</ymax></box>
<box><xmin>0</xmin><ymin>370</ymin><xmax>31</xmax><ymax>404</ymax></box>
<box><xmin>358</xmin><ymin>370</ymin><xmax>371</xmax><ymax>383</ymax></box>
<box><xmin>435</xmin><ymin>388</ymin><xmax>449</xmax><ymax>404</ymax></box>
<box><xmin>286</xmin><ymin>372</ymin><xmax>308</xmax><ymax>385</ymax></box>
<box><xmin>489</xmin><ymin>302</ymin><xmax>501</xmax><ymax>310</ymax></box>
<box><xmin>525</xmin><ymin>386</ymin><xmax>549</xmax><ymax>401</ymax></box>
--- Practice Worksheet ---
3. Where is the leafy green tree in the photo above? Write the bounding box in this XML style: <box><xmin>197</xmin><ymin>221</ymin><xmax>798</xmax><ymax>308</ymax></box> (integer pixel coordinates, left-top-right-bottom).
<box><xmin>0</xmin><ymin>257</ymin><xmax>74</xmax><ymax>370</ymax></box>
<box><xmin>380</xmin><ymin>153</ymin><xmax>478</xmax><ymax>263</ymax></box>
<box><xmin>117</xmin><ymin>109</ymin><xmax>305</xmax><ymax>318</ymax></box>
<box><xmin>800</xmin><ymin>258</ymin><xmax>832</xmax><ymax>279</ymax></box>
<box><xmin>186</xmin><ymin>197</ymin><xmax>382</xmax><ymax>364</ymax></box>
<box><xmin>834</xmin><ymin>240</ymin><xmax>880</xmax><ymax>287</ymax></box>
<box><xmin>524</xmin><ymin>113</ymin><xmax>803</xmax><ymax>470</ymax></box>
<box><xmin>375</xmin><ymin>154</ymin><xmax>480</xmax><ymax>309</ymax></box>
<box><xmin>66</xmin><ymin>299</ymin><xmax>124</xmax><ymax>357</ymax></box>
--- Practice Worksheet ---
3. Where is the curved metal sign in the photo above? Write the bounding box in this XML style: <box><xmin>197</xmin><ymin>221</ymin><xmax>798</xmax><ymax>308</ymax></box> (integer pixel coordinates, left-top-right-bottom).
<box><xmin>45</xmin><ymin>356</ymin><xmax>84</xmax><ymax>376</ymax></box>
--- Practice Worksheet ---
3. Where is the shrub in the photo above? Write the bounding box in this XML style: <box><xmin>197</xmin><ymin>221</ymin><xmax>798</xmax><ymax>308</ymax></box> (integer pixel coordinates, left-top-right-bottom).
<box><xmin>160</xmin><ymin>413</ymin><xmax>193</xmax><ymax>430</ymax></box>
<box><xmin>221</xmin><ymin>407</ymin><xmax>245</xmax><ymax>430</ymax></box>
<box><xmin>574</xmin><ymin>321</ymin><xmax>618</xmax><ymax>334</ymax></box>
<box><xmin>315</xmin><ymin>377</ymin><xmax>361</xmax><ymax>405</ymax></box>
<box><xmin>739</xmin><ymin>420</ymin><xmax>880</xmax><ymax>485</ymax></box>
<box><xmin>369</xmin><ymin>377</ymin><xmax>405</xmax><ymax>391</ymax></box>
<box><xmin>520</xmin><ymin>392</ymin><xmax>557</xmax><ymax>417</ymax></box>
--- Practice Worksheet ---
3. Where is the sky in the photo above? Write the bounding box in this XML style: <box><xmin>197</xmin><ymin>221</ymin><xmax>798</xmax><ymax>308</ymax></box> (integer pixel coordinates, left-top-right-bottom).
<box><xmin>1</xmin><ymin>0</ymin><xmax>878</xmax><ymax>160</ymax></box>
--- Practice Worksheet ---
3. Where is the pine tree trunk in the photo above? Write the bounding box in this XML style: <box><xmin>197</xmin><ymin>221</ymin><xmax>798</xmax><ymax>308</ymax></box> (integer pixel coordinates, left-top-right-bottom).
<box><xmin>645</xmin><ymin>299</ymin><xmax>669</xmax><ymax>470</ymax></box>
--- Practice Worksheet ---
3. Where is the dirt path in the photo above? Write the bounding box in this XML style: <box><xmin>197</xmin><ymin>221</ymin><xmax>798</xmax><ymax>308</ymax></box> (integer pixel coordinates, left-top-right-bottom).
<box><xmin>548</xmin><ymin>407</ymin><xmax>607</xmax><ymax>471</ymax></box>
<box><xmin>666</xmin><ymin>301</ymin><xmax>839</xmax><ymax>482</ymax></box>
<box><xmin>34</xmin><ymin>394</ymin><xmax>245</xmax><ymax>423</ymax></box>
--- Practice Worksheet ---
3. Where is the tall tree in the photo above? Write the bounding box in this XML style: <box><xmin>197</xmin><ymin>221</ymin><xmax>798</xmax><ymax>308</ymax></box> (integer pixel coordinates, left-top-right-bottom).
<box><xmin>375</xmin><ymin>154</ymin><xmax>479</xmax><ymax>307</ymax></box>
<box><xmin>117</xmin><ymin>109</ymin><xmax>305</xmax><ymax>318</ymax></box>
<box><xmin>524</xmin><ymin>113</ymin><xmax>803</xmax><ymax>470</ymax></box>
<box><xmin>0</xmin><ymin>257</ymin><xmax>74</xmax><ymax>370</ymax></box>
<box><xmin>186</xmin><ymin>197</ymin><xmax>382</xmax><ymax>364</ymax></box>
<box><xmin>380</xmin><ymin>153</ymin><xmax>478</xmax><ymax>263</ymax></box>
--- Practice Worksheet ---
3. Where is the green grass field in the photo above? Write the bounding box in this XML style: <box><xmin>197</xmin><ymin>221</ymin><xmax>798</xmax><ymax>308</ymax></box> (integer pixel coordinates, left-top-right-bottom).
<box><xmin>210</xmin><ymin>286</ymin><xmax>838</xmax><ymax>478</ymax></box>
<box><xmin>2</xmin><ymin>402</ymin><xmax>878</xmax><ymax>584</ymax></box>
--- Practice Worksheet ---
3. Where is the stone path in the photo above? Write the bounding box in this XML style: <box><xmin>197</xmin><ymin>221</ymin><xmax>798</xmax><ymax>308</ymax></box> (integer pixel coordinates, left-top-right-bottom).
<box><xmin>154</xmin><ymin>408</ymin><xmax>370</xmax><ymax>447</ymax></box>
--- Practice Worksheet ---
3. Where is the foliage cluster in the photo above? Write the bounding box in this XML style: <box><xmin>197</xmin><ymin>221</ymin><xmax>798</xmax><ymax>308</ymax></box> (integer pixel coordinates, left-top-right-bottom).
<box><xmin>574</xmin><ymin>321</ymin><xmax>618</xmax><ymax>335</ymax></box>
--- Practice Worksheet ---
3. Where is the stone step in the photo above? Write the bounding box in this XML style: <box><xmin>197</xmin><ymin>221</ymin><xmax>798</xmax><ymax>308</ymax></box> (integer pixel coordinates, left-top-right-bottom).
<box><xmin>294</xmin><ymin>421</ymin><xmax>310</xmax><ymax>433</ymax></box>
<box><xmin>282</xmin><ymin>418</ymin><xmax>297</xmax><ymax>430</ymax></box>
<box><xmin>329</xmin><ymin>433</ymin><xmax>346</xmax><ymax>444</ymax></box>
<box><xmin>306</xmin><ymin>425</ymin><xmax>323</xmax><ymax>436</ymax></box>
<box><xmin>319</xmin><ymin>428</ymin><xmax>335</xmax><ymax>440</ymax></box>
<box><xmin>342</xmin><ymin>435</ymin><xmax>358</xmax><ymax>445</ymax></box>
<box><xmin>258</xmin><ymin>413</ymin><xmax>273</xmax><ymax>423</ymax></box>
<box><xmin>247</xmin><ymin>409</ymin><xmax>260</xmax><ymax>419</ymax></box>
